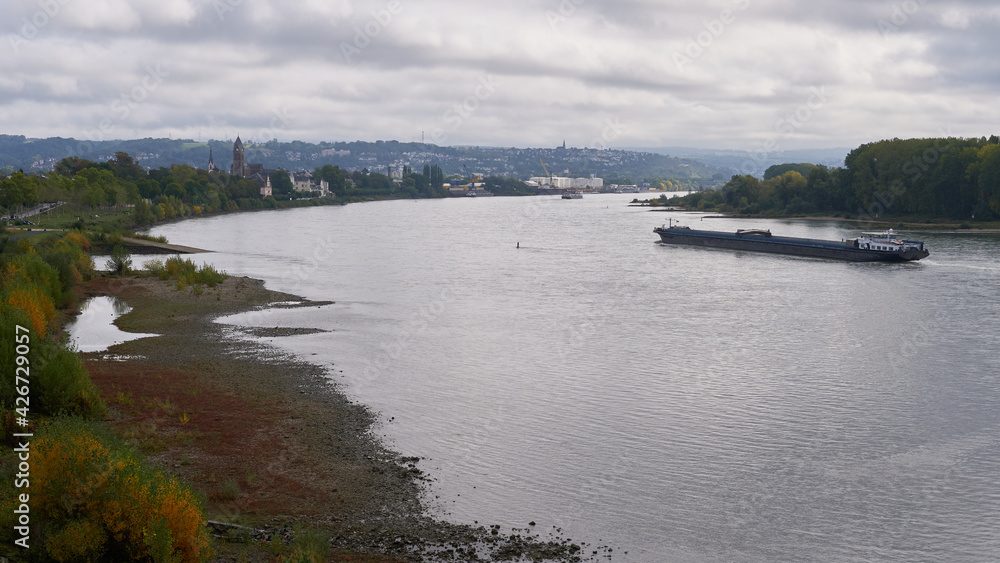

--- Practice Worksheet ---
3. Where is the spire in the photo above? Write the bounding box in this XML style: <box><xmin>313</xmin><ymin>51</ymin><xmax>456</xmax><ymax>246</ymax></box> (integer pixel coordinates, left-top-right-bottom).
<box><xmin>207</xmin><ymin>147</ymin><xmax>215</xmax><ymax>172</ymax></box>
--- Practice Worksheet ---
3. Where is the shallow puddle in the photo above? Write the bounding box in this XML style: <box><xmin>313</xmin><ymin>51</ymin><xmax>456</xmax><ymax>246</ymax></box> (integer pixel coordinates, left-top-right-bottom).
<box><xmin>67</xmin><ymin>296</ymin><xmax>159</xmax><ymax>353</ymax></box>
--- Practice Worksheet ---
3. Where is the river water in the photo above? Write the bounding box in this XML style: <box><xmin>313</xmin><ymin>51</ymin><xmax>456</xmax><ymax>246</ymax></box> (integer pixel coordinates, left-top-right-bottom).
<box><xmin>67</xmin><ymin>295</ymin><xmax>159</xmax><ymax>353</ymax></box>
<box><xmin>151</xmin><ymin>194</ymin><xmax>1000</xmax><ymax>562</ymax></box>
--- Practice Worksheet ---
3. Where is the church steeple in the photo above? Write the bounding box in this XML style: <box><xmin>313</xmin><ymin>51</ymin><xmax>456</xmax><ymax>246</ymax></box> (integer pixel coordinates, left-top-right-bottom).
<box><xmin>207</xmin><ymin>146</ymin><xmax>215</xmax><ymax>172</ymax></box>
<box><xmin>231</xmin><ymin>136</ymin><xmax>245</xmax><ymax>177</ymax></box>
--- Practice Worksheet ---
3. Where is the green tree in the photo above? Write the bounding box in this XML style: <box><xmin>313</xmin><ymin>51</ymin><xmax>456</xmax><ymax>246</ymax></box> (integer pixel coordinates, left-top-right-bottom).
<box><xmin>133</xmin><ymin>199</ymin><xmax>155</xmax><ymax>226</ymax></box>
<box><xmin>104</xmin><ymin>185</ymin><xmax>119</xmax><ymax>208</ymax></box>
<box><xmin>269</xmin><ymin>170</ymin><xmax>294</xmax><ymax>195</ymax></box>
<box><xmin>83</xmin><ymin>186</ymin><xmax>104</xmax><ymax>209</ymax></box>
<box><xmin>313</xmin><ymin>164</ymin><xmax>346</xmax><ymax>196</ymax></box>
<box><xmin>108</xmin><ymin>151</ymin><xmax>145</xmax><ymax>181</ymax></box>
<box><xmin>106</xmin><ymin>243</ymin><xmax>132</xmax><ymax>275</ymax></box>
<box><xmin>0</xmin><ymin>171</ymin><xmax>39</xmax><ymax>208</ymax></box>
<box><xmin>53</xmin><ymin>157</ymin><xmax>94</xmax><ymax>177</ymax></box>
<box><xmin>763</xmin><ymin>163</ymin><xmax>817</xmax><ymax>180</ymax></box>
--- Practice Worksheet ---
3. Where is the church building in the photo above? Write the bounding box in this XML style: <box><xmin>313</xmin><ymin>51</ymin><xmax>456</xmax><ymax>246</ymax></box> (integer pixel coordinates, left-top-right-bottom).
<box><xmin>226</xmin><ymin>136</ymin><xmax>272</xmax><ymax>197</ymax></box>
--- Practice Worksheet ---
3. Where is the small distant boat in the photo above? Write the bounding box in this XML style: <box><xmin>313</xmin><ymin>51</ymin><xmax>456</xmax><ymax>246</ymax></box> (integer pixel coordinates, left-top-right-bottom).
<box><xmin>653</xmin><ymin>223</ymin><xmax>929</xmax><ymax>262</ymax></box>
<box><xmin>562</xmin><ymin>192</ymin><xmax>583</xmax><ymax>199</ymax></box>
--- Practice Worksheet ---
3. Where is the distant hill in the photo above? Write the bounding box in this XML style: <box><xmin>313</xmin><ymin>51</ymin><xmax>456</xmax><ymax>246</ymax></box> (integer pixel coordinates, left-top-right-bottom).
<box><xmin>0</xmin><ymin>135</ymin><xmax>733</xmax><ymax>189</ymax></box>
<box><xmin>625</xmin><ymin>146</ymin><xmax>850</xmax><ymax>176</ymax></box>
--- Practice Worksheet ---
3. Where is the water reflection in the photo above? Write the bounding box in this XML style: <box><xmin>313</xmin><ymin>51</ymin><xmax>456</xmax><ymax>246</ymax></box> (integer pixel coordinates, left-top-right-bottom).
<box><xmin>67</xmin><ymin>296</ymin><xmax>159</xmax><ymax>353</ymax></box>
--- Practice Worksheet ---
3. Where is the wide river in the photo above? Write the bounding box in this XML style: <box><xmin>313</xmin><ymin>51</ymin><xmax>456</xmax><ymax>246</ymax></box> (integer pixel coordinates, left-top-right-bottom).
<box><xmin>151</xmin><ymin>194</ymin><xmax>1000</xmax><ymax>562</ymax></box>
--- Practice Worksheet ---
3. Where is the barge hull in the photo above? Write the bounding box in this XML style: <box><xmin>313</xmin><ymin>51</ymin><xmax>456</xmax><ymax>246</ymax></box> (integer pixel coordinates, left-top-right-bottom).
<box><xmin>654</xmin><ymin>229</ymin><xmax>928</xmax><ymax>262</ymax></box>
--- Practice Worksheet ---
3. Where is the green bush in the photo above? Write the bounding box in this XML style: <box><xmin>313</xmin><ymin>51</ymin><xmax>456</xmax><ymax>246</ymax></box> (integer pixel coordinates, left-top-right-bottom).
<box><xmin>34</xmin><ymin>339</ymin><xmax>106</xmax><ymax>418</ymax></box>
<box><xmin>0</xmin><ymin>231</ymin><xmax>105</xmax><ymax>419</ymax></box>
<box><xmin>144</xmin><ymin>259</ymin><xmax>168</xmax><ymax>279</ymax></box>
<box><xmin>106</xmin><ymin>243</ymin><xmax>132</xmax><ymax>275</ymax></box>
<box><xmin>0</xmin><ymin>304</ymin><xmax>32</xmax><ymax>410</ymax></box>
<box><xmin>162</xmin><ymin>256</ymin><xmax>227</xmax><ymax>288</ymax></box>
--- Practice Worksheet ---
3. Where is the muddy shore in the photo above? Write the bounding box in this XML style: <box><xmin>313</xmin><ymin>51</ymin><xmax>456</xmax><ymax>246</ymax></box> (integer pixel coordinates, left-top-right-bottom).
<box><xmin>75</xmin><ymin>274</ymin><xmax>601</xmax><ymax>562</ymax></box>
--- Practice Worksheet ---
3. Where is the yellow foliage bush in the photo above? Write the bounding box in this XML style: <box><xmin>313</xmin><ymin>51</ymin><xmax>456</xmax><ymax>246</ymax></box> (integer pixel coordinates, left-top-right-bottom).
<box><xmin>61</xmin><ymin>231</ymin><xmax>91</xmax><ymax>252</ymax></box>
<box><xmin>31</xmin><ymin>421</ymin><xmax>212</xmax><ymax>563</ymax></box>
<box><xmin>45</xmin><ymin>518</ymin><xmax>107</xmax><ymax>562</ymax></box>
<box><xmin>6</xmin><ymin>284</ymin><xmax>56</xmax><ymax>339</ymax></box>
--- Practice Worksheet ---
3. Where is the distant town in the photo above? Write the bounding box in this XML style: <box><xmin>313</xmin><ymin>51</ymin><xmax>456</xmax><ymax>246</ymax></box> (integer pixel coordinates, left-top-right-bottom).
<box><xmin>0</xmin><ymin>134</ymin><xmax>732</xmax><ymax>193</ymax></box>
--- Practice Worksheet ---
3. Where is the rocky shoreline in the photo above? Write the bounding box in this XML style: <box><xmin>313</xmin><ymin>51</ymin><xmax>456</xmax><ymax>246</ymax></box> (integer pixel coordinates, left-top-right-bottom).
<box><xmin>76</xmin><ymin>274</ymin><xmax>605</xmax><ymax>562</ymax></box>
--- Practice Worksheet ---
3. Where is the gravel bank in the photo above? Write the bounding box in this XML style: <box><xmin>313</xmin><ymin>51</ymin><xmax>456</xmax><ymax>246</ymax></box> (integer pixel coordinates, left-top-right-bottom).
<box><xmin>76</xmin><ymin>274</ymin><xmax>608</xmax><ymax>562</ymax></box>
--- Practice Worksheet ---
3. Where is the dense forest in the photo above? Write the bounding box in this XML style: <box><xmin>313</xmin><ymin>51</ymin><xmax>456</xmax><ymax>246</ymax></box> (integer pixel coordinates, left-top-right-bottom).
<box><xmin>670</xmin><ymin>136</ymin><xmax>1000</xmax><ymax>221</ymax></box>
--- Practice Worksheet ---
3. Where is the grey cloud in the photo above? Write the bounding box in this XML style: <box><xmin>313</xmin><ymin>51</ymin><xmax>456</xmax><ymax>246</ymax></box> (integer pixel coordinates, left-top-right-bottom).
<box><xmin>0</xmin><ymin>0</ymin><xmax>994</xmax><ymax>149</ymax></box>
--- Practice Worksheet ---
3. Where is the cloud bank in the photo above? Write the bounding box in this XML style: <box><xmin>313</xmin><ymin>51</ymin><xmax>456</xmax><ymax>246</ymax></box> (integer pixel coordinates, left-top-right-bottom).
<box><xmin>2</xmin><ymin>0</ymin><xmax>997</xmax><ymax>150</ymax></box>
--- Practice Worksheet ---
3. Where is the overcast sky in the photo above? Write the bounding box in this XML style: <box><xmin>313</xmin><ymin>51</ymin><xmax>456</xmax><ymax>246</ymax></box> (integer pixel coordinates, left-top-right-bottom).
<box><xmin>1</xmin><ymin>0</ymin><xmax>996</xmax><ymax>151</ymax></box>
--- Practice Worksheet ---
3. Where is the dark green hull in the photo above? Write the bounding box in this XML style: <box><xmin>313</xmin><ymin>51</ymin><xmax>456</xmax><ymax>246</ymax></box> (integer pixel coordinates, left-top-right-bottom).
<box><xmin>654</xmin><ymin>227</ymin><xmax>929</xmax><ymax>262</ymax></box>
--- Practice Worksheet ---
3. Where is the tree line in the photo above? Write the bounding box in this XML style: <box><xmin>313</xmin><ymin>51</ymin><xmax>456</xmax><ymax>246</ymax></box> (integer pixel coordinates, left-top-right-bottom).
<box><xmin>671</xmin><ymin>136</ymin><xmax>1000</xmax><ymax>221</ymax></box>
<box><xmin>1</xmin><ymin>152</ymin><xmax>537</xmax><ymax>230</ymax></box>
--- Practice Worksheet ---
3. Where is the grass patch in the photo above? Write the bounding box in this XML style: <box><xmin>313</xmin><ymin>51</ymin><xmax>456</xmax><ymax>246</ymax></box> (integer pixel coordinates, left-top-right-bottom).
<box><xmin>219</xmin><ymin>477</ymin><xmax>241</xmax><ymax>501</ymax></box>
<box><xmin>280</xmin><ymin>526</ymin><xmax>330</xmax><ymax>563</ymax></box>
<box><xmin>144</xmin><ymin>256</ymin><xmax>227</xmax><ymax>288</ymax></box>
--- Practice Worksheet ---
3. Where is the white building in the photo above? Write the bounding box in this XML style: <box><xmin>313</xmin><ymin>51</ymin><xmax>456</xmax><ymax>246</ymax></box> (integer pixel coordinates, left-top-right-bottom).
<box><xmin>571</xmin><ymin>176</ymin><xmax>604</xmax><ymax>189</ymax></box>
<box><xmin>529</xmin><ymin>176</ymin><xmax>574</xmax><ymax>188</ymax></box>
<box><xmin>292</xmin><ymin>172</ymin><xmax>313</xmax><ymax>192</ymax></box>
<box><xmin>529</xmin><ymin>176</ymin><xmax>602</xmax><ymax>189</ymax></box>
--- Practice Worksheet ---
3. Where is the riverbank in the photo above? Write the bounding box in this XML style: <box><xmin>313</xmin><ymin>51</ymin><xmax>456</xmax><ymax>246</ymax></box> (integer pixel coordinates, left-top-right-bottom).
<box><xmin>75</xmin><ymin>273</ymin><xmax>594</xmax><ymax>562</ymax></box>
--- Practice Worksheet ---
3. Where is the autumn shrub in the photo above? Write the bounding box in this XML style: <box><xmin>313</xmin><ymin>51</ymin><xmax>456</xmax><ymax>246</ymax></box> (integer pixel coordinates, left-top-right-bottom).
<box><xmin>62</xmin><ymin>231</ymin><xmax>91</xmax><ymax>252</ymax></box>
<box><xmin>43</xmin><ymin>232</ymin><xmax>95</xmax><ymax>296</ymax></box>
<box><xmin>2</xmin><ymin>252</ymin><xmax>63</xmax><ymax>324</ymax></box>
<box><xmin>15</xmin><ymin>418</ymin><xmax>212</xmax><ymax>562</ymax></box>
<box><xmin>4</xmin><ymin>282</ymin><xmax>56</xmax><ymax>339</ymax></box>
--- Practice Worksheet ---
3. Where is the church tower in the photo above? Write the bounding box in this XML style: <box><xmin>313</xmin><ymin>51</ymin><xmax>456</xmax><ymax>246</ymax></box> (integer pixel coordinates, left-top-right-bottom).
<box><xmin>207</xmin><ymin>147</ymin><xmax>216</xmax><ymax>172</ymax></box>
<box><xmin>231</xmin><ymin>136</ymin><xmax>245</xmax><ymax>177</ymax></box>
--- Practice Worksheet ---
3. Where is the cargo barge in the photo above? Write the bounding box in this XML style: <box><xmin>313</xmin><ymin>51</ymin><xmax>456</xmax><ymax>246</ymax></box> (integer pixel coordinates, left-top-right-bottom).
<box><xmin>653</xmin><ymin>223</ymin><xmax>929</xmax><ymax>262</ymax></box>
